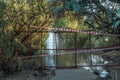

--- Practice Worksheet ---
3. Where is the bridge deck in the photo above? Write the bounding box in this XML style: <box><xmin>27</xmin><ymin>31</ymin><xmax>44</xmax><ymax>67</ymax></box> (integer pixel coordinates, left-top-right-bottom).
<box><xmin>50</xmin><ymin>68</ymin><xmax>97</xmax><ymax>80</ymax></box>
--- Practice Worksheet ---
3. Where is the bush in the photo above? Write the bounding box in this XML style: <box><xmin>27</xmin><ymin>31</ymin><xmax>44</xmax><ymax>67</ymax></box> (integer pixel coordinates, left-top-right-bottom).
<box><xmin>0</xmin><ymin>70</ymin><xmax>4</xmax><ymax>77</ymax></box>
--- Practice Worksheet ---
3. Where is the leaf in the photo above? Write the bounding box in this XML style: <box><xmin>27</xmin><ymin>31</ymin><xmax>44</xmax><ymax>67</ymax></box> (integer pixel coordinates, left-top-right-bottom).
<box><xmin>64</xmin><ymin>2</ymin><xmax>71</xmax><ymax>9</ymax></box>
<box><xmin>106</xmin><ymin>9</ymin><xmax>112</xmax><ymax>20</ymax></box>
<box><xmin>72</xmin><ymin>3</ymin><xmax>83</xmax><ymax>13</ymax></box>
<box><xmin>5</xmin><ymin>47</ymin><xmax>14</xmax><ymax>58</ymax></box>
<box><xmin>54</xmin><ymin>6</ymin><xmax>64</xmax><ymax>13</ymax></box>
<box><xmin>0</xmin><ymin>70</ymin><xmax>4</xmax><ymax>77</ymax></box>
<box><xmin>117</xmin><ymin>8</ymin><xmax>120</xmax><ymax>14</ymax></box>
<box><xmin>0</xmin><ymin>39</ymin><xmax>5</xmax><ymax>47</ymax></box>
<box><xmin>0</xmin><ymin>20</ymin><xmax>7</xmax><ymax>28</ymax></box>
<box><xmin>114</xmin><ymin>21</ymin><xmax>120</xmax><ymax>28</ymax></box>
<box><xmin>21</xmin><ymin>46</ymin><xmax>28</xmax><ymax>53</ymax></box>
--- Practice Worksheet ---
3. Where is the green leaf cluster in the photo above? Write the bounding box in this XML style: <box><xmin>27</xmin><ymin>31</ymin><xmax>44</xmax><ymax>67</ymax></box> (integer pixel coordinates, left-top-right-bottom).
<box><xmin>53</xmin><ymin>0</ymin><xmax>120</xmax><ymax>33</ymax></box>
<box><xmin>114</xmin><ymin>8</ymin><xmax>120</xmax><ymax>29</ymax></box>
<box><xmin>0</xmin><ymin>1</ymin><xmax>6</xmax><ymax>27</ymax></box>
<box><xmin>54</xmin><ymin>0</ymin><xmax>84</xmax><ymax>14</ymax></box>
<box><xmin>0</xmin><ymin>0</ymin><xmax>56</xmax><ymax>75</ymax></box>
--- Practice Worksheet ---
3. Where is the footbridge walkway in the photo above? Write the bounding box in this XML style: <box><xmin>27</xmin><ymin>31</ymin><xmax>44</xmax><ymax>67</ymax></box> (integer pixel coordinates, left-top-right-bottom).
<box><xmin>50</xmin><ymin>68</ymin><xmax>97</xmax><ymax>80</ymax></box>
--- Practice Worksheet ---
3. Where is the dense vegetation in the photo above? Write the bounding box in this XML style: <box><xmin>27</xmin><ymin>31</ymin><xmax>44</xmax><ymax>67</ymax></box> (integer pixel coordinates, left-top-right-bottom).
<box><xmin>0</xmin><ymin>0</ymin><xmax>120</xmax><ymax>77</ymax></box>
<box><xmin>52</xmin><ymin>0</ymin><xmax>120</xmax><ymax>32</ymax></box>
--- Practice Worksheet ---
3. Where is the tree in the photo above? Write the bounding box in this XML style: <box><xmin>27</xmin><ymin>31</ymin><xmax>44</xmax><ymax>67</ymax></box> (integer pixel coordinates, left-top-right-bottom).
<box><xmin>53</xmin><ymin>0</ymin><xmax>120</xmax><ymax>33</ymax></box>
<box><xmin>0</xmin><ymin>0</ymin><xmax>56</xmax><ymax>75</ymax></box>
<box><xmin>0</xmin><ymin>0</ymin><xmax>57</xmax><ymax>57</ymax></box>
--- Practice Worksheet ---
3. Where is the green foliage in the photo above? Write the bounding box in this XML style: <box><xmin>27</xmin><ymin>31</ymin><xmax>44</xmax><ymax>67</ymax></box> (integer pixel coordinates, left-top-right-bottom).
<box><xmin>0</xmin><ymin>61</ymin><xmax>4</xmax><ymax>77</ymax></box>
<box><xmin>106</xmin><ymin>9</ymin><xmax>112</xmax><ymax>21</ymax></box>
<box><xmin>114</xmin><ymin>21</ymin><xmax>120</xmax><ymax>28</ymax></box>
<box><xmin>5</xmin><ymin>47</ymin><xmax>14</xmax><ymax>58</ymax></box>
<box><xmin>72</xmin><ymin>2</ymin><xmax>83</xmax><ymax>13</ymax></box>
<box><xmin>0</xmin><ymin>0</ymin><xmax>55</xmax><ymax>76</ymax></box>
<box><xmin>109</xmin><ymin>0</ymin><xmax>120</xmax><ymax>3</ymax></box>
<box><xmin>0</xmin><ymin>30</ymin><xmax>28</xmax><ymax>76</ymax></box>
<box><xmin>64</xmin><ymin>1</ymin><xmax>71</xmax><ymax>9</ymax></box>
<box><xmin>21</xmin><ymin>45</ymin><xmax>28</xmax><ymax>53</ymax></box>
<box><xmin>16</xmin><ymin>58</ymin><xmax>24</xmax><ymax>70</ymax></box>
<box><xmin>0</xmin><ymin>0</ymin><xmax>54</xmax><ymax>58</ymax></box>
<box><xmin>59</xmin><ymin>32</ymin><xmax>88</xmax><ymax>49</ymax></box>
<box><xmin>0</xmin><ymin>39</ymin><xmax>5</xmax><ymax>47</ymax></box>
<box><xmin>113</xmin><ymin>8</ymin><xmax>120</xmax><ymax>29</ymax></box>
<box><xmin>0</xmin><ymin>70</ymin><xmax>4</xmax><ymax>77</ymax></box>
<box><xmin>53</xmin><ymin>19</ymin><xmax>68</xmax><ymax>28</ymax></box>
<box><xmin>53</xmin><ymin>0</ymin><xmax>120</xmax><ymax>33</ymax></box>
<box><xmin>54</xmin><ymin>6</ymin><xmax>64</xmax><ymax>13</ymax></box>
<box><xmin>54</xmin><ymin>0</ymin><xmax>84</xmax><ymax>14</ymax></box>
<box><xmin>0</xmin><ymin>1</ymin><xmax>7</xmax><ymax>28</ymax></box>
<box><xmin>84</xmin><ymin>35</ymin><xmax>120</xmax><ymax>48</ymax></box>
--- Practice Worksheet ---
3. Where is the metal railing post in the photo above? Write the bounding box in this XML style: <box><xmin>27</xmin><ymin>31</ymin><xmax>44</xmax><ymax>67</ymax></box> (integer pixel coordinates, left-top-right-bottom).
<box><xmin>89</xmin><ymin>33</ymin><xmax>92</xmax><ymax>66</ymax></box>
<box><xmin>55</xmin><ymin>32</ymin><xmax>58</xmax><ymax>68</ymax></box>
<box><xmin>75</xmin><ymin>32</ymin><xmax>77</xmax><ymax>68</ymax></box>
<box><xmin>40</xmin><ymin>32</ymin><xmax>43</xmax><ymax>72</ymax></box>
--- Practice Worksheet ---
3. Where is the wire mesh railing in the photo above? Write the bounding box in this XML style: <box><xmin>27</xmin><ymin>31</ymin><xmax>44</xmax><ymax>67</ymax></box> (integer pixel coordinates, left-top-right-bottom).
<box><xmin>17</xmin><ymin>29</ymin><xmax>120</xmax><ymax>69</ymax></box>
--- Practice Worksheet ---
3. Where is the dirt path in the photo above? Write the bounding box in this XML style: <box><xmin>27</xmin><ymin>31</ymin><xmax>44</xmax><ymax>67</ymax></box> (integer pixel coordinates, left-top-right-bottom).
<box><xmin>50</xmin><ymin>68</ymin><xmax>97</xmax><ymax>80</ymax></box>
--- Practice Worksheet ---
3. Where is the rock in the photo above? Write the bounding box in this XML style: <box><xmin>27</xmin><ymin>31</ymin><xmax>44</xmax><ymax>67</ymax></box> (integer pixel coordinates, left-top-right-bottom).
<box><xmin>93</xmin><ymin>70</ymin><xmax>100</xmax><ymax>76</ymax></box>
<box><xmin>33</xmin><ymin>71</ymin><xmax>42</xmax><ymax>76</ymax></box>
<box><xmin>102</xmin><ymin>50</ymin><xmax>120</xmax><ymax>80</ymax></box>
<box><xmin>51</xmin><ymin>69</ymin><xmax>56</xmax><ymax>76</ymax></box>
